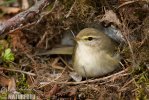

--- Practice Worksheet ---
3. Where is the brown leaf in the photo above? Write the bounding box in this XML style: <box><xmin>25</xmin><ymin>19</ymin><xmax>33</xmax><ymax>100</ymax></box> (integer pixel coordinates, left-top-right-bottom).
<box><xmin>8</xmin><ymin>77</ymin><xmax>16</xmax><ymax>92</ymax></box>
<box><xmin>9</xmin><ymin>30</ymin><xmax>29</xmax><ymax>52</ymax></box>
<box><xmin>45</xmin><ymin>84</ymin><xmax>60</xmax><ymax>97</ymax></box>
<box><xmin>101</xmin><ymin>10</ymin><xmax>121</xmax><ymax>26</ymax></box>
<box><xmin>0</xmin><ymin>75</ymin><xmax>10</xmax><ymax>86</ymax></box>
<box><xmin>0</xmin><ymin>75</ymin><xmax>16</xmax><ymax>92</ymax></box>
<box><xmin>0</xmin><ymin>6</ymin><xmax>20</xmax><ymax>14</ymax></box>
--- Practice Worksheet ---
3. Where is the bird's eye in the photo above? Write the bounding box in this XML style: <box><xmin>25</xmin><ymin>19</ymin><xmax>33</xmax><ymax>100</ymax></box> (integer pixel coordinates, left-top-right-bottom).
<box><xmin>87</xmin><ymin>37</ymin><xmax>93</xmax><ymax>41</ymax></box>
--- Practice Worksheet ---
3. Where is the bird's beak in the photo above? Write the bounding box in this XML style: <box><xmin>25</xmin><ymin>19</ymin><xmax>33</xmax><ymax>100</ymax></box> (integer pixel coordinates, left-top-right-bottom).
<box><xmin>73</xmin><ymin>37</ymin><xmax>80</xmax><ymax>42</ymax></box>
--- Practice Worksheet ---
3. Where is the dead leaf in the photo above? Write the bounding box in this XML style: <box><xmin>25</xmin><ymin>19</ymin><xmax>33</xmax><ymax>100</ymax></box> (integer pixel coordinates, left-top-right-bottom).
<box><xmin>9</xmin><ymin>30</ymin><xmax>29</xmax><ymax>52</ymax></box>
<box><xmin>0</xmin><ymin>75</ymin><xmax>10</xmax><ymax>86</ymax></box>
<box><xmin>8</xmin><ymin>77</ymin><xmax>16</xmax><ymax>92</ymax></box>
<box><xmin>100</xmin><ymin>10</ymin><xmax>121</xmax><ymax>26</ymax></box>
<box><xmin>45</xmin><ymin>84</ymin><xmax>60</xmax><ymax>97</ymax></box>
<box><xmin>0</xmin><ymin>75</ymin><xmax>16</xmax><ymax>92</ymax></box>
<box><xmin>0</xmin><ymin>6</ymin><xmax>20</xmax><ymax>14</ymax></box>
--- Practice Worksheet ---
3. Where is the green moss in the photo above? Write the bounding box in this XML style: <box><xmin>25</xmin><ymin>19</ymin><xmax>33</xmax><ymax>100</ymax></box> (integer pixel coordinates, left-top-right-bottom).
<box><xmin>16</xmin><ymin>74</ymin><xmax>30</xmax><ymax>94</ymax></box>
<box><xmin>134</xmin><ymin>69</ymin><xmax>149</xmax><ymax>100</ymax></box>
<box><xmin>0</xmin><ymin>90</ymin><xmax>8</xmax><ymax>100</ymax></box>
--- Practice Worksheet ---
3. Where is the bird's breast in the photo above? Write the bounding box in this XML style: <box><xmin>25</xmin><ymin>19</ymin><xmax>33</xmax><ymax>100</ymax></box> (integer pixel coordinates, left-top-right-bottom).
<box><xmin>73</xmin><ymin>43</ymin><xmax>119</xmax><ymax>77</ymax></box>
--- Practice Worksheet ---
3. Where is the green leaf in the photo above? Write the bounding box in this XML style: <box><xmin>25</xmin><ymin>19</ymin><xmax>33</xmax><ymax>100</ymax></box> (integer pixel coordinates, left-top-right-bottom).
<box><xmin>2</xmin><ymin>48</ymin><xmax>15</xmax><ymax>62</ymax></box>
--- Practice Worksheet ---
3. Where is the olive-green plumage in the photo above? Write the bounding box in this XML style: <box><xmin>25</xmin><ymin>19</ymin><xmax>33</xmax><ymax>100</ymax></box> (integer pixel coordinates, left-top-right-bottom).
<box><xmin>73</xmin><ymin>28</ymin><xmax>120</xmax><ymax>77</ymax></box>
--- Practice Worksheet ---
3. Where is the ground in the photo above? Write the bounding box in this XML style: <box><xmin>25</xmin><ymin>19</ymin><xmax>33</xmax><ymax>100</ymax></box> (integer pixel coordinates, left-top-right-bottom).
<box><xmin>0</xmin><ymin>0</ymin><xmax>149</xmax><ymax>100</ymax></box>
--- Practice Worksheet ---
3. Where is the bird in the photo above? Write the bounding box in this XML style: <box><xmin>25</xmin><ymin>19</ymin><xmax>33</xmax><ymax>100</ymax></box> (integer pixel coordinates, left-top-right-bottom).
<box><xmin>35</xmin><ymin>26</ymin><xmax>122</xmax><ymax>78</ymax></box>
<box><xmin>73</xmin><ymin>28</ymin><xmax>120</xmax><ymax>77</ymax></box>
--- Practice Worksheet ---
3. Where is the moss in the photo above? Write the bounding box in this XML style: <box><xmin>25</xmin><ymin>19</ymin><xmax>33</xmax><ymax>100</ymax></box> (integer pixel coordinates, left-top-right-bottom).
<box><xmin>134</xmin><ymin>68</ymin><xmax>149</xmax><ymax>99</ymax></box>
<box><xmin>16</xmin><ymin>74</ymin><xmax>32</xmax><ymax>94</ymax></box>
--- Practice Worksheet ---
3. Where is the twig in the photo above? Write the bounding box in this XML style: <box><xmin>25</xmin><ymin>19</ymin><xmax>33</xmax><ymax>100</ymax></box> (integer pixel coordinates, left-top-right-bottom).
<box><xmin>118</xmin><ymin>1</ymin><xmax>139</xmax><ymax>9</ymax></box>
<box><xmin>0</xmin><ymin>67</ymin><xmax>36</xmax><ymax>76</ymax></box>
<box><xmin>45</xmin><ymin>0</ymin><xmax>59</xmax><ymax>14</ymax></box>
<box><xmin>8</xmin><ymin>22</ymin><xmax>36</xmax><ymax>34</ymax></box>
<box><xmin>38</xmin><ymin>67</ymin><xmax>67</xmax><ymax>88</ymax></box>
<box><xmin>59</xmin><ymin>56</ymin><xmax>74</xmax><ymax>71</ymax></box>
<box><xmin>119</xmin><ymin>78</ymin><xmax>135</xmax><ymax>92</ymax></box>
<box><xmin>40</xmin><ymin>68</ymin><xmax>129</xmax><ymax>86</ymax></box>
<box><xmin>120</xmin><ymin>22</ymin><xmax>136</xmax><ymax>67</ymax></box>
<box><xmin>0</xmin><ymin>0</ymin><xmax>53</xmax><ymax>34</ymax></box>
<box><xmin>36</xmin><ymin>32</ymin><xmax>49</xmax><ymax>47</ymax></box>
<box><xmin>36</xmin><ymin>0</ymin><xmax>59</xmax><ymax>24</ymax></box>
<box><xmin>65</xmin><ymin>0</ymin><xmax>76</xmax><ymax>18</ymax></box>
<box><xmin>124</xmin><ymin>29</ymin><xmax>136</xmax><ymax>67</ymax></box>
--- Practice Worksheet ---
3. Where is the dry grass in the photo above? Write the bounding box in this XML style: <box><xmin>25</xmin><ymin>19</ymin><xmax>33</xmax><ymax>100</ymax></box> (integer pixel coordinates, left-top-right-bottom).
<box><xmin>1</xmin><ymin>0</ymin><xmax>149</xmax><ymax>99</ymax></box>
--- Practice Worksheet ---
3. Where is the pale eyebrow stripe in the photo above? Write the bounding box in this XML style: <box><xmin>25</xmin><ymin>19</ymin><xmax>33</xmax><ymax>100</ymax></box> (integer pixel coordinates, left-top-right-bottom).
<box><xmin>82</xmin><ymin>35</ymin><xmax>100</xmax><ymax>39</ymax></box>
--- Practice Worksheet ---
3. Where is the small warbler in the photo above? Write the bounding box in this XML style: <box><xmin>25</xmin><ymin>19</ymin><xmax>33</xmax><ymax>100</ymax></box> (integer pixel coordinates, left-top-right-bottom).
<box><xmin>73</xmin><ymin>28</ymin><xmax>120</xmax><ymax>77</ymax></box>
